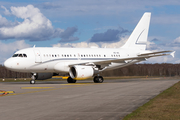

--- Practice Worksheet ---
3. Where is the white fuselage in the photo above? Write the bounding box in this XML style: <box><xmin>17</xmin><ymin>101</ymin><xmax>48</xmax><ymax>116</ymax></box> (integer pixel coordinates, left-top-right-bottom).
<box><xmin>4</xmin><ymin>47</ymin><xmax>142</xmax><ymax>73</ymax></box>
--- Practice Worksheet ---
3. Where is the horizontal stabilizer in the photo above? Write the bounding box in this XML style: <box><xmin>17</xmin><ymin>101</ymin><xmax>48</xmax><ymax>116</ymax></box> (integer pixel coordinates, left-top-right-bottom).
<box><xmin>138</xmin><ymin>50</ymin><xmax>173</xmax><ymax>56</ymax></box>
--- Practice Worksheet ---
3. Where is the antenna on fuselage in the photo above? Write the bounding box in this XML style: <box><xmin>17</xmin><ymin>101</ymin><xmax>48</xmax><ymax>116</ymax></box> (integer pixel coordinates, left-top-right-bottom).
<box><xmin>33</xmin><ymin>45</ymin><xmax>36</xmax><ymax>48</ymax></box>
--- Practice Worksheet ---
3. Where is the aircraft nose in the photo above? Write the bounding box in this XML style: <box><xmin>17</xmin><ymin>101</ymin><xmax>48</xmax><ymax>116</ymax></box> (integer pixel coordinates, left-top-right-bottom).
<box><xmin>4</xmin><ymin>59</ymin><xmax>12</xmax><ymax>69</ymax></box>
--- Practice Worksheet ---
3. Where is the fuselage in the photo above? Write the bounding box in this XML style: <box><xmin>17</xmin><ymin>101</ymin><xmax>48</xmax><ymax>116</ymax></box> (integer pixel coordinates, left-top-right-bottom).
<box><xmin>4</xmin><ymin>47</ymin><xmax>144</xmax><ymax>73</ymax></box>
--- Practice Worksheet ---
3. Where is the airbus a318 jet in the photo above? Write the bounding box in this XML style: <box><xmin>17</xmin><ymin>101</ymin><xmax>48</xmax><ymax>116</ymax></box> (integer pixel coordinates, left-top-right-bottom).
<box><xmin>4</xmin><ymin>12</ymin><xmax>175</xmax><ymax>84</ymax></box>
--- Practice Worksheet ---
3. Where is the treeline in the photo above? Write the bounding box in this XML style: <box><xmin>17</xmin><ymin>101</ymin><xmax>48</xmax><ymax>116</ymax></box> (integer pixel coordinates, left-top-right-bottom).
<box><xmin>0</xmin><ymin>65</ymin><xmax>31</xmax><ymax>78</ymax></box>
<box><xmin>0</xmin><ymin>64</ymin><xmax>180</xmax><ymax>78</ymax></box>
<box><xmin>102</xmin><ymin>63</ymin><xmax>180</xmax><ymax>77</ymax></box>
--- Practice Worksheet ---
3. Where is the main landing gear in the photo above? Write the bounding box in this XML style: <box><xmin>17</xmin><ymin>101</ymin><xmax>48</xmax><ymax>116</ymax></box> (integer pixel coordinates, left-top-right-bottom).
<box><xmin>66</xmin><ymin>76</ymin><xmax>104</xmax><ymax>83</ymax></box>
<box><xmin>67</xmin><ymin>77</ymin><xmax>77</xmax><ymax>83</ymax></box>
<box><xmin>93</xmin><ymin>76</ymin><xmax>104</xmax><ymax>83</ymax></box>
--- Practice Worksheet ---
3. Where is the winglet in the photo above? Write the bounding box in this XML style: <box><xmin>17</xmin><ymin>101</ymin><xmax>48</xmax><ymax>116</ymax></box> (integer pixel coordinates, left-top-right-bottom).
<box><xmin>170</xmin><ymin>51</ymin><xmax>175</xmax><ymax>58</ymax></box>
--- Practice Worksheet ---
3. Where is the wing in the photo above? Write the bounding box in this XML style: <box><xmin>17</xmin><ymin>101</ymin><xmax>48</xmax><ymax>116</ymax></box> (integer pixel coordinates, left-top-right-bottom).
<box><xmin>69</xmin><ymin>51</ymin><xmax>175</xmax><ymax>71</ymax></box>
<box><xmin>95</xmin><ymin>51</ymin><xmax>174</xmax><ymax>64</ymax></box>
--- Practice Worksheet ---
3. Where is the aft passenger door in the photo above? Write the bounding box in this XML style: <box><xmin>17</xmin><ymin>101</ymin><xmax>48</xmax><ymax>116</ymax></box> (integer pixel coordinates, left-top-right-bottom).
<box><xmin>34</xmin><ymin>49</ymin><xmax>42</xmax><ymax>63</ymax></box>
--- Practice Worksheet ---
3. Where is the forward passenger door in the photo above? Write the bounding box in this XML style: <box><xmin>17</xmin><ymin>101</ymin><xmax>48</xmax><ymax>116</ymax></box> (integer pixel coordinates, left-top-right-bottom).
<box><xmin>34</xmin><ymin>49</ymin><xmax>42</xmax><ymax>63</ymax></box>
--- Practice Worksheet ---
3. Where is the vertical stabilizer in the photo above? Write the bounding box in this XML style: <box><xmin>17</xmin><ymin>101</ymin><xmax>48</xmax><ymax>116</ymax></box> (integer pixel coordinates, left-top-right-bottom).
<box><xmin>122</xmin><ymin>12</ymin><xmax>151</xmax><ymax>50</ymax></box>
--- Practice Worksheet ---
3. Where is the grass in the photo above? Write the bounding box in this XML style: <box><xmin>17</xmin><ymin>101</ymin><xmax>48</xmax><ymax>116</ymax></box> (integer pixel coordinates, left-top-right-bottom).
<box><xmin>123</xmin><ymin>81</ymin><xmax>180</xmax><ymax>120</ymax></box>
<box><xmin>0</xmin><ymin>78</ymin><xmax>31</xmax><ymax>82</ymax></box>
<box><xmin>0</xmin><ymin>76</ymin><xmax>152</xmax><ymax>82</ymax></box>
<box><xmin>1</xmin><ymin>76</ymin><xmax>180</xmax><ymax>82</ymax></box>
<box><xmin>0</xmin><ymin>78</ymin><xmax>67</xmax><ymax>82</ymax></box>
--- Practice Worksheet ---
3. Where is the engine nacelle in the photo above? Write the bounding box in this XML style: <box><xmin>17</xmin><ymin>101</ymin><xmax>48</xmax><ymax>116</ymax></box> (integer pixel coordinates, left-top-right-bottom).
<box><xmin>35</xmin><ymin>73</ymin><xmax>53</xmax><ymax>80</ymax></box>
<box><xmin>69</xmin><ymin>65</ymin><xmax>94</xmax><ymax>80</ymax></box>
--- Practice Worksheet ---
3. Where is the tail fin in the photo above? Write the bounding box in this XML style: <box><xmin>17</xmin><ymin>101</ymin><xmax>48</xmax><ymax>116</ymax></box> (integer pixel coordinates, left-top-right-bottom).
<box><xmin>122</xmin><ymin>12</ymin><xmax>151</xmax><ymax>50</ymax></box>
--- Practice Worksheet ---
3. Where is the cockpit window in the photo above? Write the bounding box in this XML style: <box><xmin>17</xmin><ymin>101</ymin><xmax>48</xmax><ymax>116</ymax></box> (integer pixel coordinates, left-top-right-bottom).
<box><xmin>23</xmin><ymin>54</ymin><xmax>27</xmax><ymax>57</ymax></box>
<box><xmin>12</xmin><ymin>54</ymin><xmax>18</xmax><ymax>57</ymax></box>
<box><xmin>12</xmin><ymin>53</ymin><xmax>27</xmax><ymax>58</ymax></box>
<box><xmin>19</xmin><ymin>54</ymin><xmax>23</xmax><ymax>57</ymax></box>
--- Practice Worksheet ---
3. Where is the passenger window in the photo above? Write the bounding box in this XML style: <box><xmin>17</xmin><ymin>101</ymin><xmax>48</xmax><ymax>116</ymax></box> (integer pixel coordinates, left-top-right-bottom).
<box><xmin>12</xmin><ymin>54</ymin><xmax>18</xmax><ymax>57</ymax></box>
<box><xmin>67</xmin><ymin>55</ymin><xmax>69</xmax><ymax>57</ymax></box>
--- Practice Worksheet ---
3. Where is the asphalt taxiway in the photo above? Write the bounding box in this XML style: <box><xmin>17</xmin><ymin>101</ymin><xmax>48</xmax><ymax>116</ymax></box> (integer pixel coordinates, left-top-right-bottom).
<box><xmin>0</xmin><ymin>78</ymin><xmax>179</xmax><ymax>120</ymax></box>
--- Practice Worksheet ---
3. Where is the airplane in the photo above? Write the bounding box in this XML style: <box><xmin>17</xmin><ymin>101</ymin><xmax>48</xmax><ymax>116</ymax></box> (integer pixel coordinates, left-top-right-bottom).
<box><xmin>4</xmin><ymin>12</ymin><xmax>175</xmax><ymax>84</ymax></box>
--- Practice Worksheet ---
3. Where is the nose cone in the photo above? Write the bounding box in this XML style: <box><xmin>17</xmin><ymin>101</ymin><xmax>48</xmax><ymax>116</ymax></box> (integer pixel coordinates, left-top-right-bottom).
<box><xmin>4</xmin><ymin>59</ymin><xmax>12</xmax><ymax>70</ymax></box>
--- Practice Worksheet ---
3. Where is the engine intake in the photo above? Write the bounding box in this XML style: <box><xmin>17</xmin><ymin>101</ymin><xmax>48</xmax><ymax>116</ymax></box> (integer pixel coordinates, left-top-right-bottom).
<box><xmin>69</xmin><ymin>65</ymin><xmax>94</xmax><ymax>80</ymax></box>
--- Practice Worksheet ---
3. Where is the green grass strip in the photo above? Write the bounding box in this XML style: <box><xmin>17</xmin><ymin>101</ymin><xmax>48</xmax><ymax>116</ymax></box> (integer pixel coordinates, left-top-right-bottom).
<box><xmin>123</xmin><ymin>81</ymin><xmax>180</xmax><ymax>120</ymax></box>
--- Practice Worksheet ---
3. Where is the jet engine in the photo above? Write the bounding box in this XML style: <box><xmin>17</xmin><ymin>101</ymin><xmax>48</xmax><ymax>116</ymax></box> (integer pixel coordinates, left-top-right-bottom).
<box><xmin>35</xmin><ymin>73</ymin><xmax>53</xmax><ymax>80</ymax></box>
<box><xmin>69</xmin><ymin>65</ymin><xmax>94</xmax><ymax>80</ymax></box>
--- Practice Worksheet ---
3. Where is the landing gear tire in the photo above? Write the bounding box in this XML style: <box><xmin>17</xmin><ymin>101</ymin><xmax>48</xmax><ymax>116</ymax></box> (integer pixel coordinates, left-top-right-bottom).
<box><xmin>93</xmin><ymin>76</ymin><xmax>104</xmax><ymax>83</ymax></box>
<box><xmin>67</xmin><ymin>77</ymin><xmax>77</xmax><ymax>83</ymax></box>
<box><xmin>30</xmin><ymin>73</ymin><xmax>37</xmax><ymax>84</ymax></box>
<box><xmin>30</xmin><ymin>80</ymin><xmax>35</xmax><ymax>84</ymax></box>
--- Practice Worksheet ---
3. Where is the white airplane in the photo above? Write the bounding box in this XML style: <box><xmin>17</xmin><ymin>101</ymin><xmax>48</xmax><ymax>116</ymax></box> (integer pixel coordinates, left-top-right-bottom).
<box><xmin>4</xmin><ymin>12</ymin><xmax>175</xmax><ymax>84</ymax></box>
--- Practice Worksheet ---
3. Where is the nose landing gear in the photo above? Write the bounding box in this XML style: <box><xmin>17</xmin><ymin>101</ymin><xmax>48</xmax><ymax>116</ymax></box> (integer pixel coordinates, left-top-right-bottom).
<box><xmin>30</xmin><ymin>80</ymin><xmax>35</xmax><ymax>84</ymax></box>
<box><xmin>30</xmin><ymin>73</ymin><xmax>36</xmax><ymax>84</ymax></box>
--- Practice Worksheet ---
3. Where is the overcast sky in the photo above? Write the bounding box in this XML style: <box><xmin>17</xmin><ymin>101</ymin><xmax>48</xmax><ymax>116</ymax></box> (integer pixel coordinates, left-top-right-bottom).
<box><xmin>0</xmin><ymin>0</ymin><xmax>180</xmax><ymax>64</ymax></box>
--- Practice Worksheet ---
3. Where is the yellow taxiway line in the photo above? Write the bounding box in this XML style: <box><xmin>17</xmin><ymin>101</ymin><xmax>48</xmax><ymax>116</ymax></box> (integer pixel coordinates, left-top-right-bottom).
<box><xmin>0</xmin><ymin>90</ymin><xmax>15</xmax><ymax>96</ymax></box>
<box><xmin>21</xmin><ymin>87</ymin><xmax>54</xmax><ymax>89</ymax></box>
<box><xmin>0</xmin><ymin>91</ymin><xmax>14</xmax><ymax>94</ymax></box>
<box><xmin>61</xmin><ymin>83</ymin><xmax>97</xmax><ymax>85</ymax></box>
<box><xmin>0</xmin><ymin>83</ymin><xmax>97</xmax><ymax>97</ymax></box>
